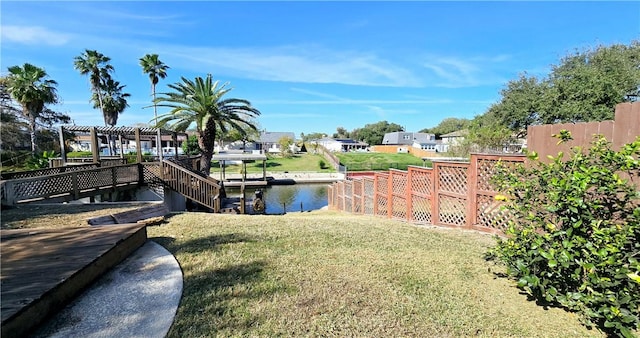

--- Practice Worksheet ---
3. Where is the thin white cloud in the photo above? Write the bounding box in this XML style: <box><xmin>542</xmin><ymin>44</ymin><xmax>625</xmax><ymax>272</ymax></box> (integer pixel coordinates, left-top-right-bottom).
<box><xmin>164</xmin><ymin>45</ymin><xmax>423</xmax><ymax>87</ymax></box>
<box><xmin>1</xmin><ymin>25</ymin><xmax>71</xmax><ymax>46</ymax></box>
<box><xmin>422</xmin><ymin>55</ymin><xmax>510</xmax><ymax>88</ymax></box>
<box><xmin>255</xmin><ymin>99</ymin><xmax>451</xmax><ymax>105</ymax></box>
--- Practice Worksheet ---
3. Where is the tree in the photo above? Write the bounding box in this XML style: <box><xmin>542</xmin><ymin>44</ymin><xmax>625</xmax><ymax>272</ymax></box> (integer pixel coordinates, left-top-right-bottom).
<box><xmin>74</xmin><ymin>49</ymin><xmax>114</xmax><ymax>123</ymax></box>
<box><xmin>302</xmin><ymin>132</ymin><xmax>327</xmax><ymax>142</ymax></box>
<box><xmin>4</xmin><ymin>63</ymin><xmax>59</xmax><ymax>153</ymax></box>
<box><xmin>139</xmin><ymin>54</ymin><xmax>169</xmax><ymax>126</ymax></box>
<box><xmin>482</xmin><ymin>74</ymin><xmax>550</xmax><ymax>138</ymax></box>
<box><xmin>140</xmin><ymin>54</ymin><xmax>169</xmax><ymax>159</ymax></box>
<box><xmin>354</xmin><ymin>120</ymin><xmax>404</xmax><ymax>146</ymax></box>
<box><xmin>92</xmin><ymin>78</ymin><xmax>130</xmax><ymax>127</ymax></box>
<box><xmin>332</xmin><ymin>126</ymin><xmax>350</xmax><ymax>139</ymax></box>
<box><xmin>277</xmin><ymin>136</ymin><xmax>294</xmax><ymax>157</ymax></box>
<box><xmin>91</xmin><ymin>78</ymin><xmax>130</xmax><ymax>154</ymax></box>
<box><xmin>223</xmin><ymin>120</ymin><xmax>260</xmax><ymax>150</ymax></box>
<box><xmin>484</xmin><ymin>41</ymin><xmax>640</xmax><ymax>137</ymax></box>
<box><xmin>546</xmin><ymin>42</ymin><xmax>640</xmax><ymax>123</ymax></box>
<box><xmin>154</xmin><ymin>74</ymin><xmax>261</xmax><ymax>174</ymax></box>
<box><xmin>420</xmin><ymin>117</ymin><xmax>471</xmax><ymax>138</ymax></box>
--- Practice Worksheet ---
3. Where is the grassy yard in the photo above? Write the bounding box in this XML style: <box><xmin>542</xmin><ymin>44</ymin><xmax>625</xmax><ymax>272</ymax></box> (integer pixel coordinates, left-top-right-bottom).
<box><xmin>0</xmin><ymin>205</ymin><xmax>608</xmax><ymax>337</ymax></box>
<box><xmin>336</xmin><ymin>152</ymin><xmax>428</xmax><ymax>171</ymax></box>
<box><xmin>146</xmin><ymin>211</ymin><xmax>602</xmax><ymax>338</ymax></box>
<box><xmin>211</xmin><ymin>153</ymin><xmax>335</xmax><ymax>174</ymax></box>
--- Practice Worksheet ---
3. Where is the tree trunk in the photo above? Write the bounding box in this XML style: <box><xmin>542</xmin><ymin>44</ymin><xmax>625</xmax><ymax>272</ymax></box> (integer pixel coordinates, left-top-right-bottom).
<box><xmin>28</xmin><ymin>114</ymin><xmax>37</xmax><ymax>153</ymax></box>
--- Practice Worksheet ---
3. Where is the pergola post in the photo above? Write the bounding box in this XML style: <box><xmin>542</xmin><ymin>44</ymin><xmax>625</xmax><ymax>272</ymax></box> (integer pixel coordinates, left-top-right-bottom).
<box><xmin>134</xmin><ymin>128</ymin><xmax>142</xmax><ymax>163</ymax></box>
<box><xmin>90</xmin><ymin>127</ymin><xmax>99</xmax><ymax>164</ymax></box>
<box><xmin>118</xmin><ymin>135</ymin><xmax>124</xmax><ymax>160</ymax></box>
<box><xmin>58</xmin><ymin>125</ymin><xmax>67</xmax><ymax>165</ymax></box>
<box><xmin>173</xmin><ymin>132</ymin><xmax>178</xmax><ymax>159</ymax></box>
<box><xmin>157</xmin><ymin>128</ymin><xmax>163</xmax><ymax>162</ymax></box>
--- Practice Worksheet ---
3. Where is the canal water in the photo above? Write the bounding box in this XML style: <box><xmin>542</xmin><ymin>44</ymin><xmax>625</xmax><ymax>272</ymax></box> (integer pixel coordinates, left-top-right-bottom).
<box><xmin>226</xmin><ymin>183</ymin><xmax>329</xmax><ymax>214</ymax></box>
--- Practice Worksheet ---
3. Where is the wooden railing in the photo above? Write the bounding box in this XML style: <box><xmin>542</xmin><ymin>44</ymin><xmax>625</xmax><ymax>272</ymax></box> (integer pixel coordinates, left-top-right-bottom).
<box><xmin>1</xmin><ymin>158</ymin><xmax>221</xmax><ymax>212</ymax></box>
<box><xmin>1</xmin><ymin>164</ymin><xmax>140</xmax><ymax>205</ymax></box>
<box><xmin>159</xmin><ymin>160</ymin><xmax>221</xmax><ymax>212</ymax></box>
<box><xmin>328</xmin><ymin>154</ymin><xmax>526</xmax><ymax>234</ymax></box>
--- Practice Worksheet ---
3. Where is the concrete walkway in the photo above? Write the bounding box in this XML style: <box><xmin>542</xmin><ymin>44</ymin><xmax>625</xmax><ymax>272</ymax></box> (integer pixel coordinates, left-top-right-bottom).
<box><xmin>31</xmin><ymin>241</ymin><xmax>182</xmax><ymax>338</ymax></box>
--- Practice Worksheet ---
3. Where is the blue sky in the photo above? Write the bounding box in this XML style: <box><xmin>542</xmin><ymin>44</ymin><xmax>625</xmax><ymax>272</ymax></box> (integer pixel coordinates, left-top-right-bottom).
<box><xmin>2</xmin><ymin>1</ymin><xmax>638</xmax><ymax>138</ymax></box>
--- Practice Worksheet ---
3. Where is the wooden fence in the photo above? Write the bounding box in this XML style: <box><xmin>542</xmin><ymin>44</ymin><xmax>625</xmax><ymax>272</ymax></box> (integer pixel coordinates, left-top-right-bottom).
<box><xmin>527</xmin><ymin>102</ymin><xmax>640</xmax><ymax>162</ymax></box>
<box><xmin>328</xmin><ymin>154</ymin><xmax>525</xmax><ymax>234</ymax></box>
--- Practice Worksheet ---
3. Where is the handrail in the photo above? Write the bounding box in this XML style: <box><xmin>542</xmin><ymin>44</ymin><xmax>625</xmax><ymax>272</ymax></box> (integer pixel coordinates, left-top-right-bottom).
<box><xmin>160</xmin><ymin>160</ymin><xmax>221</xmax><ymax>212</ymax></box>
<box><xmin>2</xmin><ymin>164</ymin><xmax>140</xmax><ymax>205</ymax></box>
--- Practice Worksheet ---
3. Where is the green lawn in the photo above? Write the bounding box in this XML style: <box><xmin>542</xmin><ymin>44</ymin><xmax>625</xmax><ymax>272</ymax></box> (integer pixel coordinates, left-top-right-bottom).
<box><xmin>148</xmin><ymin>211</ymin><xmax>604</xmax><ymax>338</ymax></box>
<box><xmin>336</xmin><ymin>152</ymin><xmax>428</xmax><ymax>171</ymax></box>
<box><xmin>211</xmin><ymin>153</ymin><xmax>335</xmax><ymax>173</ymax></box>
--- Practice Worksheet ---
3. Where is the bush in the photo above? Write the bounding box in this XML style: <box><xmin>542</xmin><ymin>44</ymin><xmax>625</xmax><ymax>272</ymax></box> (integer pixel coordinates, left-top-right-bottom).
<box><xmin>67</xmin><ymin>151</ymin><xmax>93</xmax><ymax>158</ymax></box>
<box><xmin>25</xmin><ymin>150</ymin><xmax>58</xmax><ymax>170</ymax></box>
<box><xmin>487</xmin><ymin>133</ymin><xmax>640</xmax><ymax>337</ymax></box>
<box><xmin>318</xmin><ymin>159</ymin><xmax>327</xmax><ymax>169</ymax></box>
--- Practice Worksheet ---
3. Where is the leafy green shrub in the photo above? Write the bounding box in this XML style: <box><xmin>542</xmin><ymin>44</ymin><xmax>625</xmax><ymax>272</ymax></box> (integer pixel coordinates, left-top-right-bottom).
<box><xmin>67</xmin><ymin>151</ymin><xmax>93</xmax><ymax>158</ymax></box>
<box><xmin>25</xmin><ymin>150</ymin><xmax>58</xmax><ymax>169</ymax></box>
<box><xmin>318</xmin><ymin>159</ymin><xmax>327</xmax><ymax>169</ymax></box>
<box><xmin>487</xmin><ymin>133</ymin><xmax>640</xmax><ymax>337</ymax></box>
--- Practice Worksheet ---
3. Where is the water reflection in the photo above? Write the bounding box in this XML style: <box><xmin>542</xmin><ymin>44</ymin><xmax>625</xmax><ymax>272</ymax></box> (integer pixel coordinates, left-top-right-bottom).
<box><xmin>227</xmin><ymin>184</ymin><xmax>329</xmax><ymax>214</ymax></box>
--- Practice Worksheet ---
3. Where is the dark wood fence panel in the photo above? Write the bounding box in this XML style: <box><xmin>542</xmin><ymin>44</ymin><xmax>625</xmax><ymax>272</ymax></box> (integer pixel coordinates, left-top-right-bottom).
<box><xmin>527</xmin><ymin>102</ymin><xmax>640</xmax><ymax>162</ymax></box>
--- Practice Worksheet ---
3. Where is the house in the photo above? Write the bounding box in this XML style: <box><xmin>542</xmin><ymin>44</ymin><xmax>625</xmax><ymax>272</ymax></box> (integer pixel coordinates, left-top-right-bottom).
<box><xmin>255</xmin><ymin>131</ymin><xmax>296</xmax><ymax>153</ymax></box>
<box><xmin>313</xmin><ymin>137</ymin><xmax>368</xmax><ymax>152</ymax></box>
<box><xmin>69</xmin><ymin>133</ymin><xmax>187</xmax><ymax>155</ymax></box>
<box><xmin>381</xmin><ymin>132</ymin><xmax>437</xmax><ymax>151</ymax></box>
<box><xmin>437</xmin><ymin>130</ymin><xmax>468</xmax><ymax>153</ymax></box>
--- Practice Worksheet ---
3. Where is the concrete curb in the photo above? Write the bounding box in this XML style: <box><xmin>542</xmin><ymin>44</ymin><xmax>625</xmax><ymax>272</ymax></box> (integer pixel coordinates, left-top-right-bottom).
<box><xmin>31</xmin><ymin>240</ymin><xmax>183</xmax><ymax>338</ymax></box>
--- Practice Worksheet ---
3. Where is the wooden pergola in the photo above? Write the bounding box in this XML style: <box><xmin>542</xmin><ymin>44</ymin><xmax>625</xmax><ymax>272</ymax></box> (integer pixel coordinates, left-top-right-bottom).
<box><xmin>59</xmin><ymin>125</ymin><xmax>185</xmax><ymax>164</ymax></box>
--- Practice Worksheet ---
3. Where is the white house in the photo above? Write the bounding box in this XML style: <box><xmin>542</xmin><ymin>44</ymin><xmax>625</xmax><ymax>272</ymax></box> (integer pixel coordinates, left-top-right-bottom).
<box><xmin>437</xmin><ymin>130</ymin><xmax>468</xmax><ymax>153</ymax></box>
<box><xmin>313</xmin><ymin>138</ymin><xmax>368</xmax><ymax>152</ymax></box>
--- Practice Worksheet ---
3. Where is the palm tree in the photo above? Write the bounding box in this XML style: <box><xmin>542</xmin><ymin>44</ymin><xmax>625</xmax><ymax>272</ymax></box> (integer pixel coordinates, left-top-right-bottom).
<box><xmin>139</xmin><ymin>54</ymin><xmax>169</xmax><ymax>125</ymax></box>
<box><xmin>92</xmin><ymin>78</ymin><xmax>130</xmax><ymax>127</ymax></box>
<box><xmin>4</xmin><ymin>63</ymin><xmax>59</xmax><ymax>153</ymax></box>
<box><xmin>91</xmin><ymin>78</ymin><xmax>130</xmax><ymax>155</ymax></box>
<box><xmin>74</xmin><ymin>49</ymin><xmax>113</xmax><ymax>125</ymax></box>
<box><xmin>154</xmin><ymin>74</ymin><xmax>261</xmax><ymax>174</ymax></box>
<box><xmin>139</xmin><ymin>54</ymin><xmax>169</xmax><ymax>158</ymax></box>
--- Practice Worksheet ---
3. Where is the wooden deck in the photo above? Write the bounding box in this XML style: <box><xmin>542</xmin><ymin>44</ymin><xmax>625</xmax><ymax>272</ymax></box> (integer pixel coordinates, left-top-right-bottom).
<box><xmin>0</xmin><ymin>224</ymin><xmax>147</xmax><ymax>338</ymax></box>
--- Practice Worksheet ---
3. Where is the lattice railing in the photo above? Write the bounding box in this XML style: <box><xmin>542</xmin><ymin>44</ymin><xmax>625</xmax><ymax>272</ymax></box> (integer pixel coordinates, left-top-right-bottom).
<box><xmin>375</xmin><ymin>173</ymin><xmax>389</xmax><ymax>217</ymax></box>
<box><xmin>410</xmin><ymin>167</ymin><xmax>433</xmax><ymax>224</ymax></box>
<box><xmin>390</xmin><ymin>170</ymin><xmax>407</xmax><ymax>220</ymax></box>
<box><xmin>344</xmin><ymin>180</ymin><xmax>353</xmax><ymax>212</ymax></box>
<box><xmin>470</xmin><ymin>154</ymin><xmax>525</xmax><ymax>231</ymax></box>
<box><xmin>2</xmin><ymin>164</ymin><xmax>141</xmax><ymax>205</ymax></box>
<box><xmin>0</xmin><ymin>163</ymin><xmax>100</xmax><ymax>180</ymax></box>
<box><xmin>363</xmin><ymin>177</ymin><xmax>375</xmax><ymax>215</ymax></box>
<box><xmin>327</xmin><ymin>154</ymin><xmax>526</xmax><ymax>234</ymax></box>
<box><xmin>352</xmin><ymin>179</ymin><xmax>363</xmax><ymax>214</ymax></box>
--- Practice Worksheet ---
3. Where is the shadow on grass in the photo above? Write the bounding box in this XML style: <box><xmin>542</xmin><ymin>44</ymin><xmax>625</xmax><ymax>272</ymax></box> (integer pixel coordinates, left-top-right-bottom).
<box><xmin>151</xmin><ymin>233</ymin><xmax>256</xmax><ymax>254</ymax></box>
<box><xmin>152</xmin><ymin>233</ymin><xmax>277</xmax><ymax>335</ymax></box>
<box><xmin>256</xmin><ymin>162</ymin><xmax>281</xmax><ymax>168</ymax></box>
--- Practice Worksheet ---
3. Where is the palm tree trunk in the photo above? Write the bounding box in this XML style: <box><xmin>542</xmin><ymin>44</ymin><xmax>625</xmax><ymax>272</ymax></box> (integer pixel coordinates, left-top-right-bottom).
<box><xmin>95</xmin><ymin>84</ymin><xmax>113</xmax><ymax>156</ymax></box>
<box><xmin>152</xmin><ymin>84</ymin><xmax>163</xmax><ymax>161</ymax></box>
<box><xmin>28</xmin><ymin>114</ymin><xmax>37</xmax><ymax>153</ymax></box>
